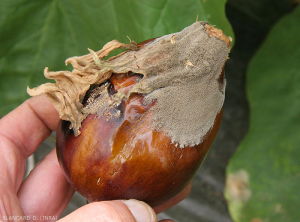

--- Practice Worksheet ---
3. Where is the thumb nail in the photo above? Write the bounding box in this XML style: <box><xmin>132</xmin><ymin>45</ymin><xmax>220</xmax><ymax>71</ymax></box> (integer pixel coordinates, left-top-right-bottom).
<box><xmin>122</xmin><ymin>199</ymin><xmax>157</xmax><ymax>222</ymax></box>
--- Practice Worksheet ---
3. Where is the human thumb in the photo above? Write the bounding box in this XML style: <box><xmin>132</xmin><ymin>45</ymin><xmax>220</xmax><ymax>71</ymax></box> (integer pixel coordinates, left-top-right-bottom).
<box><xmin>58</xmin><ymin>199</ymin><xmax>157</xmax><ymax>222</ymax></box>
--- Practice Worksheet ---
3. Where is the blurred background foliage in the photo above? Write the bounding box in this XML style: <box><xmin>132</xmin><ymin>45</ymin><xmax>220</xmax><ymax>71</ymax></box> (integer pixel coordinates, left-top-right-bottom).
<box><xmin>1</xmin><ymin>0</ymin><xmax>299</xmax><ymax>221</ymax></box>
<box><xmin>225</xmin><ymin>3</ymin><xmax>300</xmax><ymax>222</ymax></box>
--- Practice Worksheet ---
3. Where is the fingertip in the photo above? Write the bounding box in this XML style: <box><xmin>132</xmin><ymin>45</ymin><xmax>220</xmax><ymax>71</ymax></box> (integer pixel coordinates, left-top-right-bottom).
<box><xmin>122</xmin><ymin>199</ymin><xmax>157</xmax><ymax>222</ymax></box>
<box><xmin>26</xmin><ymin>94</ymin><xmax>60</xmax><ymax>131</ymax></box>
<box><xmin>58</xmin><ymin>200</ymin><xmax>157</xmax><ymax>222</ymax></box>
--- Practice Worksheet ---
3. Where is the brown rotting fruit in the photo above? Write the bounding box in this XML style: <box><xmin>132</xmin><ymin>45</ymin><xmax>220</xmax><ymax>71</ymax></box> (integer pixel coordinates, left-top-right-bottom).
<box><xmin>27</xmin><ymin>22</ymin><xmax>232</xmax><ymax>207</ymax></box>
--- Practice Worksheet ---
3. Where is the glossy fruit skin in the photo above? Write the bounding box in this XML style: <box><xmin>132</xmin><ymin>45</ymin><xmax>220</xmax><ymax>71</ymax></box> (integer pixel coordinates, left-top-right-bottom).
<box><xmin>56</xmin><ymin>71</ymin><xmax>223</xmax><ymax>207</ymax></box>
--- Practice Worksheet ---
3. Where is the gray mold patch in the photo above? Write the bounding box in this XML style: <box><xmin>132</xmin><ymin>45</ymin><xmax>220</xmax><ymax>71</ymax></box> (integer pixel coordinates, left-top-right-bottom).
<box><xmin>105</xmin><ymin>22</ymin><xmax>229</xmax><ymax>147</ymax></box>
<box><xmin>28</xmin><ymin>22</ymin><xmax>230</xmax><ymax>147</ymax></box>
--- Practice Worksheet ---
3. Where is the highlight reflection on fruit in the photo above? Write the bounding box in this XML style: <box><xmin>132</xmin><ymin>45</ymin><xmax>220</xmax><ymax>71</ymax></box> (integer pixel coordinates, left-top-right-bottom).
<box><xmin>28</xmin><ymin>22</ymin><xmax>231</xmax><ymax>207</ymax></box>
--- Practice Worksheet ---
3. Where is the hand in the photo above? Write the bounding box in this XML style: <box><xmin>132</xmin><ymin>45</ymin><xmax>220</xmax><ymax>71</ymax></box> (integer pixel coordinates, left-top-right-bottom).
<box><xmin>0</xmin><ymin>95</ymin><xmax>191</xmax><ymax>222</ymax></box>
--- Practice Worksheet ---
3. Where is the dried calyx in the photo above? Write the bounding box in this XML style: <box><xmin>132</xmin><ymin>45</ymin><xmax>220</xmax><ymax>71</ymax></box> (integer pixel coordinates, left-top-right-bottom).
<box><xmin>27</xmin><ymin>21</ymin><xmax>231</xmax><ymax>148</ymax></box>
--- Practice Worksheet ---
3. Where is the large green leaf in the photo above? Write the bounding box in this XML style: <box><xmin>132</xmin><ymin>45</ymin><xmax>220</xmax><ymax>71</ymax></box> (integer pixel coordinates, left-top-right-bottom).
<box><xmin>225</xmin><ymin>5</ymin><xmax>300</xmax><ymax>222</ymax></box>
<box><xmin>0</xmin><ymin>0</ymin><xmax>233</xmax><ymax>115</ymax></box>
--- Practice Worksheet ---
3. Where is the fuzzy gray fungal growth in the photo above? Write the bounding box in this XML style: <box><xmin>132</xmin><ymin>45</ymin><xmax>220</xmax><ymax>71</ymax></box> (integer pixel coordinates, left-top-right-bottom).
<box><xmin>27</xmin><ymin>21</ymin><xmax>231</xmax><ymax>148</ymax></box>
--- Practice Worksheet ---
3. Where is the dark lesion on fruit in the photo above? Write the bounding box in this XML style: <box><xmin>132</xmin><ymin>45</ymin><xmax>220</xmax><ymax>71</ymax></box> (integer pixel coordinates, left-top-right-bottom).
<box><xmin>81</xmin><ymin>72</ymin><xmax>144</xmax><ymax>124</ymax></box>
<box><xmin>82</xmin><ymin>82</ymin><xmax>109</xmax><ymax>107</ymax></box>
<box><xmin>82</xmin><ymin>84</ymin><xmax>122</xmax><ymax>120</ymax></box>
<box><xmin>83</xmin><ymin>72</ymin><xmax>143</xmax><ymax>106</ymax></box>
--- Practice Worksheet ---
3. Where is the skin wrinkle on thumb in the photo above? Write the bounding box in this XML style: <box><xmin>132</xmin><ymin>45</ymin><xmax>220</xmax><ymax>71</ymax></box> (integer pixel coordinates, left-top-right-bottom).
<box><xmin>122</xmin><ymin>199</ymin><xmax>157</xmax><ymax>222</ymax></box>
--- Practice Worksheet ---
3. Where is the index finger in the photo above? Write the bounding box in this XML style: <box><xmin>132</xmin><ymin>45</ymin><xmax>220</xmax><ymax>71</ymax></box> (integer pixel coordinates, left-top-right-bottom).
<box><xmin>0</xmin><ymin>94</ymin><xmax>59</xmax><ymax>190</ymax></box>
<box><xmin>0</xmin><ymin>94</ymin><xmax>59</xmax><ymax>157</ymax></box>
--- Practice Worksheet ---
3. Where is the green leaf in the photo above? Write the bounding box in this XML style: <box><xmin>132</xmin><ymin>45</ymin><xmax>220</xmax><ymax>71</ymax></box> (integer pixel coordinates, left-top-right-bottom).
<box><xmin>0</xmin><ymin>0</ymin><xmax>233</xmax><ymax>115</ymax></box>
<box><xmin>225</xmin><ymin>5</ymin><xmax>300</xmax><ymax>222</ymax></box>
